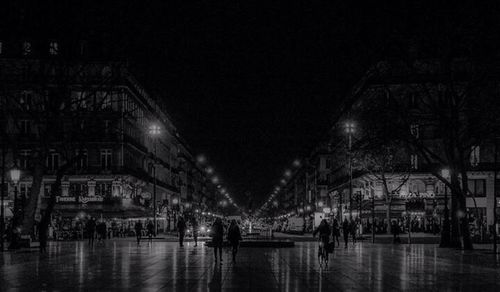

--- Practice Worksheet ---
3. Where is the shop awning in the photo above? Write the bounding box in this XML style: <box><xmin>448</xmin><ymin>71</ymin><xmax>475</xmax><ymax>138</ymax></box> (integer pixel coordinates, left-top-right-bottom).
<box><xmin>53</xmin><ymin>204</ymin><xmax>149</xmax><ymax>219</ymax></box>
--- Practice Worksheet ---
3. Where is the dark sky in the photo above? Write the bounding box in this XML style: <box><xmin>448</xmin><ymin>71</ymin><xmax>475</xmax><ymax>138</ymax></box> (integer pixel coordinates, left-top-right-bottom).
<box><xmin>3</xmin><ymin>1</ymin><xmax>490</xmax><ymax>209</ymax></box>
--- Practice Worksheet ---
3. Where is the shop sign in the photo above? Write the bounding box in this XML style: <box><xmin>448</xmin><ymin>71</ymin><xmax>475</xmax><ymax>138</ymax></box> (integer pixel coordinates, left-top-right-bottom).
<box><xmin>56</xmin><ymin>196</ymin><xmax>77</xmax><ymax>203</ymax></box>
<box><xmin>396</xmin><ymin>191</ymin><xmax>435</xmax><ymax>199</ymax></box>
<box><xmin>79</xmin><ymin>196</ymin><xmax>103</xmax><ymax>204</ymax></box>
<box><xmin>56</xmin><ymin>196</ymin><xmax>104</xmax><ymax>204</ymax></box>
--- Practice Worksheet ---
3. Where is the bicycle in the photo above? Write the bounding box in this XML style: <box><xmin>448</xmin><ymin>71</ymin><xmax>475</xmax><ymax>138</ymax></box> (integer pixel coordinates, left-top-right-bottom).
<box><xmin>317</xmin><ymin>237</ymin><xmax>329</xmax><ymax>268</ymax></box>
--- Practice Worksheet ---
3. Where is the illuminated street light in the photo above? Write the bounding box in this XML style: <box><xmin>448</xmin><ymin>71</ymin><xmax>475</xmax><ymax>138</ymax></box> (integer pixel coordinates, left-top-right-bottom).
<box><xmin>206</xmin><ymin>167</ymin><xmax>214</xmax><ymax>174</ymax></box>
<box><xmin>293</xmin><ymin>159</ymin><xmax>301</xmax><ymax>167</ymax></box>
<box><xmin>211</xmin><ymin>176</ymin><xmax>219</xmax><ymax>184</ymax></box>
<box><xmin>280</xmin><ymin>179</ymin><xmax>286</xmax><ymax>185</ymax></box>
<box><xmin>148</xmin><ymin>124</ymin><xmax>161</xmax><ymax>136</ymax></box>
<box><xmin>148</xmin><ymin>124</ymin><xmax>161</xmax><ymax>236</ymax></box>
<box><xmin>196</xmin><ymin>154</ymin><xmax>207</xmax><ymax>164</ymax></box>
<box><xmin>284</xmin><ymin>169</ymin><xmax>292</xmax><ymax>177</ymax></box>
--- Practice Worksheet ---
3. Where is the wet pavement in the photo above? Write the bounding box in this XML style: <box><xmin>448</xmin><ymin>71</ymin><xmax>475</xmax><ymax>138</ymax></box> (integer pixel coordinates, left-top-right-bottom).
<box><xmin>1</xmin><ymin>240</ymin><xmax>500</xmax><ymax>291</ymax></box>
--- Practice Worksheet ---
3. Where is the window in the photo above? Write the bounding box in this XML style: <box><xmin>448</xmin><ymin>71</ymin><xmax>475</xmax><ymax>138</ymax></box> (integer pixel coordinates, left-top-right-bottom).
<box><xmin>19</xmin><ymin>149</ymin><xmax>31</xmax><ymax>169</ymax></box>
<box><xmin>100</xmin><ymin>149</ymin><xmax>112</xmax><ymax>170</ymax></box>
<box><xmin>467</xmin><ymin>179</ymin><xmax>486</xmax><ymax>197</ymax></box>
<box><xmin>95</xmin><ymin>182</ymin><xmax>112</xmax><ymax>197</ymax></box>
<box><xmin>70</xmin><ymin>182</ymin><xmax>88</xmax><ymax>197</ymax></box>
<box><xmin>410</xmin><ymin>154</ymin><xmax>418</xmax><ymax>170</ymax></box>
<box><xmin>470</xmin><ymin>146</ymin><xmax>480</xmax><ymax>167</ymax></box>
<box><xmin>47</xmin><ymin>151</ymin><xmax>60</xmax><ymax>171</ymax></box>
<box><xmin>19</xmin><ymin>183</ymin><xmax>31</xmax><ymax>199</ymax></box>
<box><xmin>43</xmin><ymin>183</ymin><xmax>53</xmax><ymax>197</ymax></box>
<box><xmin>20</xmin><ymin>91</ymin><xmax>33</xmax><ymax>110</ymax></box>
<box><xmin>0</xmin><ymin>41</ymin><xmax>2</xmax><ymax>54</ymax></box>
<box><xmin>104</xmin><ymin>120</ymin><xmax>111</xmax><ymax>134</ymax></box>
<box><xmin>326</xmin><ymin>159</ymin><xmax>331</xmax><ymax>170</ymax></box>
<box><xmin>19</xmin><ymin>120</ymin><xmax>31</xmax><ymax>135</ymax></box>
<box><xmin>22</xmin><ymin>41</ymin><xmax>32</xmax><ymax>56</ymax></box>
<box><xmin>76</xmin><ymin>149</ymin><xmax>88</xmax><ymax>170</ymax></box>
<box><xmin>49</xmin><ymin>41</ymin><xmax>59</xmax><ymax>55</ymax></box>
<box><xmin>71</xmin><ymin>91</ymin><xmax>88</xmax><ymax>109</ymax></box>
<box><xmin>410</xmin><ymin>124</ymin><xmax>420</xmax><ymax>139</ymax></box>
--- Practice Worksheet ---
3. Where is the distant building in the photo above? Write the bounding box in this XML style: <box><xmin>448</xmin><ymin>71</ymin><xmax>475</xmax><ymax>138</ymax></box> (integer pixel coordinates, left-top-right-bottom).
<box><xmin>0</xmin><ymin>40</ymin><xmax>215</xmax><ymax>234</ymax></box>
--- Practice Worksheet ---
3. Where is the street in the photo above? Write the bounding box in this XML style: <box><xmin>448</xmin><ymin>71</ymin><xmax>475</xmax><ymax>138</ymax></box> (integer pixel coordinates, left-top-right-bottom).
<box><xmin>1</xmin><ymin>240</ymin><xmax>499</xmax><ymax>291</ymax></box>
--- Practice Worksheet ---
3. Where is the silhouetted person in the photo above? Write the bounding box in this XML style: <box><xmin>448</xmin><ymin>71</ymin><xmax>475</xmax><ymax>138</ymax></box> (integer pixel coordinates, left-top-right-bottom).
<box><xmin>191</xmin><ymin>217</ymin><xmax>199</xmax><ymax>247</ymax></box>
<box><xmin>86</xmin><ymin>217</ymin><xmax>96</xmax><ymax>247</ymax></box>
<box><xmin>147</xmin><ymin>220</ymin><xmax>154</xmax><ymax>244</ymax></box>
<box><xmin>332</xmin><ymin>218</ymin><xmax>340</xmax><ymax>247</ymax></box>
<box><xmin>134</xmin><ymin>221</ymin><xmax>143</xmax><ymax>245</ymax></box>
<box><xmin>177</xmin><ymin>217</ymin><xmax>187</xmax><ymax>247</ymax></box>
<box><xmin>313</xmin><ymin>219</ymin><xmax>332</xmax><ymax>263</ymax></box>
<box><xmin>227</xmin><ymin>219</ymin><xmax>242</xmax><ymax>262</ymax></box>
<box><xmin>97</xmin><ymin>221</ymin><xmax>106</xmax><ymax>244</ymax></box>
<box><xmin>392</xmin><ymin>220</ymin><xmax>401</xmax><ymax>244</ymax></box>
<box><xmin>342</xmin><ymin>218</ymin><xmax>350</xmax><ymax>248</ymax></box>
<box><xmin>349</xmin><ymin>218</ymin><xmax>357</xmax><ymax>245</ymax></box>
<box><xmin>211</xmin><ymin>218</ymin><xmax>224</xmax><ymax>263</ymax></box>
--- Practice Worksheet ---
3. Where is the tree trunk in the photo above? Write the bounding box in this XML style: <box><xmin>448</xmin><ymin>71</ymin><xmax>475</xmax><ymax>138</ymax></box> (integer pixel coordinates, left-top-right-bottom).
<box><xmin>450</xmin><ymin>173</ymin><xmax>462</xmax><ymax>248</ymax></box>
<box><xmin>20</xmin><ymin>158</ymin><xmax>44</xmax><ymax>237</ymax></box>
<box><xmin>38</xmin><ymin>170</ymin><xmax>64</xmax><ymax>251</ymax></box>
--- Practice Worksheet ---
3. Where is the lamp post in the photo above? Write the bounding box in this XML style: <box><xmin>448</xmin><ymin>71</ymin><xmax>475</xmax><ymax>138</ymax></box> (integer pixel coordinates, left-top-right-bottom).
<box><xmin>440</xmin><ymin>168</ymin><xmax>451</xmax><ymax>248</ymax></box>
<box><xmin>0</xmin><ymin>146</ymin><xmax>5</xmax><ymax>252</ymax></box>
<box><xmin>148</xmin><ymin>124</ymin><xmax>161</xmax><ymax>236</ymax></box>
<box><xmin>345</xmin><ymin>121</ymin><xmax>355</xmax><ymax>219</ymax></box>
<box><xmin>9</xmin><ymin>166</ymin><xmax>21</xmax><ymax>249</ymax></box>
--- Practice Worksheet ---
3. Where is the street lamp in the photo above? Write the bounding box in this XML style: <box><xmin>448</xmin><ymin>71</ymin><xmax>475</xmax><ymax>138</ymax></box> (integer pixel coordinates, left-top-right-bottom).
<box><xmin>345</xmin><ymin>121</ymin><xmax>355</xmax><ymax>219</ymax></box>
<box><xmin>9</xmin><ymin>166</ymin><xmax>21</xmax><ymax>249</ymax></box>
<box><xmin>440</xmin><ymin>168</ymin><xmax>451</xmax><ymax>248</ymax></box>
<box><xmin>148</xmin><ymin>124</ymin><xmax>161</xmax><ymax>236</ymax></box>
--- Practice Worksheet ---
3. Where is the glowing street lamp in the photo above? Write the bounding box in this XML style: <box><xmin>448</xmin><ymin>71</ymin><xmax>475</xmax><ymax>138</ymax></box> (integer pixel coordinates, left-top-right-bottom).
<box><xmin>148</xmin><ymin>124</ymin><xmax>161</xmax><ymax>236</ymax></box>
<box><xmin>206</xmin><ymin>167</ymin><xmax>214</xmax><ymax>175</ymax></box>
<box><xmin>284</xmin><ymin>169</ymin><xmax>292</xmax><ymax>177</ymax></box>
<box><xmin>196</xmin><ymin>154</ymin><xmax>207</xmax><ymax>164</ymax></box>
<box><xmin>211</xmin><ymin>176</ymin><xmax>219</xmax><ymax>184</ymax></box>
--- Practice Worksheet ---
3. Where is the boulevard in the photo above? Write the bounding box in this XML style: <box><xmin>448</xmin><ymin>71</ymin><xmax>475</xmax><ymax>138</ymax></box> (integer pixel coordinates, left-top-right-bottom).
<box><xmin>1</xmin><ymin>240</ymin><xmax>500</xmax><ymax>291</ymax></box>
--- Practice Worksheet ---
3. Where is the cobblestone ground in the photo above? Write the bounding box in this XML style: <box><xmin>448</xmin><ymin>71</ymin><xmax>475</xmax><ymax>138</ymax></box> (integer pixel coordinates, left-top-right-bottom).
<box><xmin>1</xmin><ymin>240</ymin><xmax>500</xmax><ymax>291</ymax></box>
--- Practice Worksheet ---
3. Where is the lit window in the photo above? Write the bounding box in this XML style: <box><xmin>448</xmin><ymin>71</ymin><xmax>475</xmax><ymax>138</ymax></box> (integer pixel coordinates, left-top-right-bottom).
<box><xmin>47</xmin><ymin>151</ymin><xmax>60</xmax><ymax>171</ymax></box>
<box><xmin>19</xmin><ymin>149</ymin><xmax>31</xmax><ymax>169</ymax></box>
<box><xmin>467</xmin><ymin>179</ymin><xmax>486</xmax><ymax>197</ymax></box>
<box><xmin>22</xmin><ymin>41</ymin><xmax>32</xmax><ymax>56</ymax></box>
<box><xmin>470</xmin><ymin>146</ymin><xmax>480</xmax><ymax>167</ymax></box>
<box><xmin>410</xmin><ymin>124</ymin><xmax>419</xmax><ymax>138</ymax></box>
<box><xmin>410</xmin><ymin>154</ymin><xmax>418</xmax><ymax>170</ymax></box>
<box><xmin>76</xmin><ymin>149</ymin><xmax>88</xmax><ymax>170</ymax></box>
<box><xmin>49</xmin><ymin>41</ymin><xmax>59</xmax><ymax>55</ymax></box>
<box><xmin>100</xmin><ymin>149</ymin><xmax>112</xmax><ymax>170</ymax></box>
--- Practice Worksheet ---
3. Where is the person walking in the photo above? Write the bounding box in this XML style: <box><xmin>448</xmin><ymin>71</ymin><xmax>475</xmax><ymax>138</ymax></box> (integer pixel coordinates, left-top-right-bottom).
<box><xmin>191</xmin><ymin>217</ymin><xmax>199</xmax><ymax>247</ymax></box>
<box><xmin>147</xmin><ymin>220</ymin><xmax>154</xmax><ymax>244</ymax></box>
<box><xmin>177</xmin><ymin>216</ymin><xmax>187</xmax><ymax>247</ymax></box>
<box><xmin>349</xmin><ymin>218</ymin><xmax>357</xmax><ymax>246</ymax></box>
<box><xmin>134</xmin><ymin>220</ymin><xmax>143</xmax><ymax>245</ymax></box>
<box><xmin>97</xmin><ymin>221</ymin><xmax>106</xmax><ymax>244</ymax></box>
<box><xmin>86</xmin><ymin>217</ymin><xmax>96</xmax><ymax>247</ymax></box>
<box><xmin>332</xmin><ymin>218</ymin><xmax>340</xmax><ymax>247</ymax></box>
<box><xmin>342</xmin><ymin>218</ymin><xmax>350</xmax><ymax>248</ymax></box>
<box><xmin>211</xmin><ymin>218</ymin><xmax>224</xmax><ymax>263</ymax></box>
<box><xmin>391</xmin><ymin>220</ymin><xmax>401</xmax><ymax>244</ymax></box>
<box><xmin>227</xmin><ymin>219</ymin><xmax>242</xmax><ymax>262</ymax></box>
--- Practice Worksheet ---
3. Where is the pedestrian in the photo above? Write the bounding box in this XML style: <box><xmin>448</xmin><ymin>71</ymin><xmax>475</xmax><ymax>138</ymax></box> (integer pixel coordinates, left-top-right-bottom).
<box><xmin>391</xmin><ymin>220</ymin><xmax>401</xmax><ymax>244</ymax></box>
<box><xmin>97</xmin><ymin>221</ymin><xmax>107</xmax><ymax>244</ymax></box>
<box><xmin>147</xmin><ymin>220</ymin><xmax>154</xmax><ymax>244</ymax></box>
<box><xmin>227</xmin><ymin>219</ymin><xmax>242</xmax><ymax>262</ymax></box>
<box><xmin>191</xmin><ymin>217</ymin><xmax>199</xmax><ymax>247</ymax></box>
<box><xmin>177</xmin><ymin>216</ymin><xmax>187</xmax><ymax>247</ymax></box>
<box><xmin>86</xmin><ymin>217</ymin><xmax>96</xmax><ymax>247</ymax></box>
<box><xmin>332</xmin><ymin>218</ymin><xmax>340</xmax><ymax>247</ymax></box>
<box><xmin>342</xmin><ymin>218</ymin><xmax>350</xmax><ymax>248</ymax></box>
<box><xmin>211</xmin><ymin>218</ymin><xmax>224</xmax><ymax>263</ymax></box>
<box><xmin>134</xmin><ymin>220</ymin><xmax>143</xmax><ymax>245</ymax></box>
<box><xmin>349</xmin><ymin>218</ymin><xmax>357</xmax><ymax>245</ymax></box>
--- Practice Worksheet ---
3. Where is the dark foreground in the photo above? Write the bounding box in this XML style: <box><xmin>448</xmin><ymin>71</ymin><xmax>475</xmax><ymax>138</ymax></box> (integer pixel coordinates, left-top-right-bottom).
<box><xmin>1</xmin><ymin>240</ymin><xmax>500</xmax><ymax>291</ymax></box>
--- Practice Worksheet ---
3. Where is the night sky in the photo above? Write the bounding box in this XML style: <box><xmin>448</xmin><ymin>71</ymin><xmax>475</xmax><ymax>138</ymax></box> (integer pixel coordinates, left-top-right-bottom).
<box><xmin>2</xmin><ymin>1</ymin><xmax>490</xmax><ymax>209</ymax></box>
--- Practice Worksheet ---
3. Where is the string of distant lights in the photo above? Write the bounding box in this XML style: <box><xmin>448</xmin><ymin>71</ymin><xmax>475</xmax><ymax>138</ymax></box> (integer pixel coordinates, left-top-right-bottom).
<box><xmin>254</xmin><ymin>159</ymin><xmax>301</xmax><ymax>218</ymax></box>
<box><xmin>196</xmin><ymin>154</ymin><xmax>246</xmax><ymax>216</ymax></box>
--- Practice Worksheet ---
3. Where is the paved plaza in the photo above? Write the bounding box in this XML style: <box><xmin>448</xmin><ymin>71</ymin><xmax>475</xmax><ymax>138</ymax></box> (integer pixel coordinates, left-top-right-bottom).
<box><xmin>1</xmin><ymin>240</ymin><xmax>500</xmax><ymax>291</ymax></box>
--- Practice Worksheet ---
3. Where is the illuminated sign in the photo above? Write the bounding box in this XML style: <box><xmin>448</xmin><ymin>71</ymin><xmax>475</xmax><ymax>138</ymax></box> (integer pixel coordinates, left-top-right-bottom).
<box><xmin>396</xmin><ymin>191</ymin><xmax>435</xmax><ymax>199</ymax></box>
<box><xmin>56</xmin><ymin>196</ymin><xmax>104</xmax><ymax>204</ymax></box>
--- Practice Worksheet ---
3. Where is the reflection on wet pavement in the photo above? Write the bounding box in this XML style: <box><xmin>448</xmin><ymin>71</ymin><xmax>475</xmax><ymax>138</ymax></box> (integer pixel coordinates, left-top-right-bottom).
<box><xmin>1</xmin><ymin>241</ymin><xmax>500</xmax><ymax>291</ymax></box>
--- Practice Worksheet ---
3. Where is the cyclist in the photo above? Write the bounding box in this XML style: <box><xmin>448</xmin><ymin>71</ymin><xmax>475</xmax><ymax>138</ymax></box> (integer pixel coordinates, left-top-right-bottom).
<box><xmin>313</xmin><ymin>219</ymin><xmax>331</xmax><ymax>266</ymax></box>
